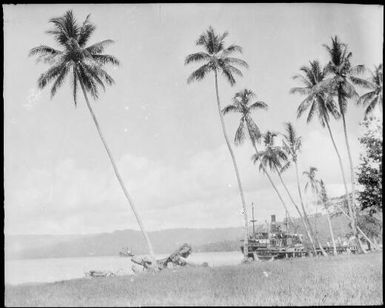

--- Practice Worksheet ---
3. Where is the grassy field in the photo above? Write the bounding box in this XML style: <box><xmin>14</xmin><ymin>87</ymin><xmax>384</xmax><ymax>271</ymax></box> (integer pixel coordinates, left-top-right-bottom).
<box><xmin>5</xmin><ymin>252</ymin><xmax>383</xmax><ymax>306</ymax></box>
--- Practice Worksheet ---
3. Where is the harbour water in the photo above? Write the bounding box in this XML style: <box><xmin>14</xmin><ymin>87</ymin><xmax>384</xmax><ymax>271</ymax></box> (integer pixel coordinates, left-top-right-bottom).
<box><xmin>5</xmin><ymin>251</ymin><xmax>243</xmax><ymax>285</ymax></box>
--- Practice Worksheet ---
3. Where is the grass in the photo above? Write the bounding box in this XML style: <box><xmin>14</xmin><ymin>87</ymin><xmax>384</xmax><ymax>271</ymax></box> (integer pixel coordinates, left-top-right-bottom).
<box><xmin>5</xmin><ymin>252</ymin><xmax>383</xmax><ymax>306</ymax></box>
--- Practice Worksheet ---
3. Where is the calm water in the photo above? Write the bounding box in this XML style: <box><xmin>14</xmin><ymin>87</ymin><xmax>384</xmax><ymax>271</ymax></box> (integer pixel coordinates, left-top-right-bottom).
<box><xmin>5</xmin><ymin>251</ymin><xmax>243</xmax><ymax>285</ymax></box>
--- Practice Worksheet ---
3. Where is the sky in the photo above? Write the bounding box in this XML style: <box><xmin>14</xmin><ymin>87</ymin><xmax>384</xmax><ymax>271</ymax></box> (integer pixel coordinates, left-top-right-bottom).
<box><xmin>3</xmin><ymin>3</ymin><xmax>383</xmax><ymax>235</ymax></box>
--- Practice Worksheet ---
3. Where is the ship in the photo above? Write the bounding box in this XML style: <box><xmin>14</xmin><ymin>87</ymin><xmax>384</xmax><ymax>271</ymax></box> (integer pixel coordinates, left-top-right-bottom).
<box><xmin>241</xmin><ymin>208</ymin><xmax>358</xmax><ymax>260</ymax></box>
<box><xmin>119</xmin><ymin>247</ymin><xmax>134</xmax><ymax>257</ymax></box>
<box><xmin>241</xmin><ymin>214</ymin><xmax>307</xmax><ymax>260</ymax></box>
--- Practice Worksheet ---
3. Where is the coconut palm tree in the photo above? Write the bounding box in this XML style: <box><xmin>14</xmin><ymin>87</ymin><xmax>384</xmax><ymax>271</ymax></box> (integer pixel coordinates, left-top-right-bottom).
<box><xmin>280</xmin><ymin>122</ymin><xmax>317</xmax><ymax>253</ymax></box>
<box><xmin>29</xmin><ymin>11</ymin><xmax>157</xmax><ymax>266</ymax></box>
<box><xmin>290</xmin><ymin>60</ymin><xmax>358</xmax><ymax>251</ymax></box>
<box><xmin>185</xmin><ymin>27</ymin><xmax>250</xmax><ymax>258</ymax></box>
<box><xmin>322</xmin><ymin>36</ymin><xmax>368</xmax><ymax>252</ymax></box>
<box><xmin>221</xmin><ymin>89</ymin><xmax>317</xmax><ymax>251</ymax></box>
<box><xmin>251</xmin><ymin>132</ymin><xmax>293</xmax><ymax>219</ymax></box>
<box><xmin>302</xmin><ymin>167</ymin><xmax>328</xmax><ymax>256</ymax></box>
<box><xmin>318</xmin><ymin>180</ymin><xmax>337</xmax><ymax>255</ymax></box>
<box><xmin>357</xmin><ymin>64</ymin><xmax>383</xmax><ymax>119</ymax></box>
<box><xmin>252</xmin><ymin>131</ymin><xmax>320</xmax><ymax>253</ymax></box>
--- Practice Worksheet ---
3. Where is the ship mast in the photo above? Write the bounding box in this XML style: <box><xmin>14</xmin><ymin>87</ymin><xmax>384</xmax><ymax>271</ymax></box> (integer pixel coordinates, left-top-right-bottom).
<box><xmin>250</xmin><ymin>202</ymin><xmax>257</xmax><ymax>235</ymax></box>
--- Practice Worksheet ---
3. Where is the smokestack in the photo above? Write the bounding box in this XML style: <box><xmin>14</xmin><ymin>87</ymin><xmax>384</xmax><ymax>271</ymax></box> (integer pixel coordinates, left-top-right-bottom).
<box><xmin>270</xmin><ymin>215</ymin><xmax>278</xmax><ymax>233</ymax></box>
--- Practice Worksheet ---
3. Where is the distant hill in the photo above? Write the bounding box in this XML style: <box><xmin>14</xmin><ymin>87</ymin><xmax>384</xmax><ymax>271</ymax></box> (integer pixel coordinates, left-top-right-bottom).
<box><xmin>5</xmin><ymin>214</ymin><xmax>352</xmax><ymax>260</ymax></box>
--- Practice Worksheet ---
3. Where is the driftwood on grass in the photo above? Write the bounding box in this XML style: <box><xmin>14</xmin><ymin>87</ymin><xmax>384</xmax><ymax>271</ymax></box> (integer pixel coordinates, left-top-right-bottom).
<box><xmin>85</xmin><ymin>270</ymin><xmax>115</xmax><ymax>278</ymax></box>
<box><xmin>85</xmin><ymin>243</ymin><xmax>204</xmax><ymax>278</ymax></box>
<box><xmin>130</xmin><ymin>243</ymin><xmax>207</xmax><ymax>273</ymax></box>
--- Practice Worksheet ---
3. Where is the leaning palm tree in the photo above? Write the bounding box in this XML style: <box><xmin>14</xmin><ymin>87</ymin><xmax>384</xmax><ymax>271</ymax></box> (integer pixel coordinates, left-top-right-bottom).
<box><xmin>260</xmin><ymin>130</ymin><xmax>319</xmax><ymax>253</ymax></box>
<box><xmin>280</xmin><ymin>122</ymin><xmax>317</xmax><ymax>253</ymax></box>
<box><xmin>322</xmin><ymin>36</ymin><xmax>368</xmax><ymax>252</ymax></box>
<box><xmin>303</xmin><ymin>167</ymin><xmax>328</xmax><ymax>256</ymax></box>
<box><xmin>221</xmin><ymin>89</ymin><xmax>317</xmax><ymax>251</ymax></box>
<box><xmin>185</xmin><ymin>27</ymin><xmax>250</xmax><ymax>258</ymax></box>
<box><xmin>252</xmin><ymin>132</ymin><xmax>315</xmax><ymax>247</ymax></box>
<box><xmin>29</xmin><ymin>11</ymin><xmax>157</xmax><ymax>265</ymax></box>
<box><xmin>252</xmin><ymin>132</ymin><xmax>294</xmax><ymax>223</ymax></box>
<box><xmin>290</xmin><ymin>60</ymin><xmax>359</xmax><ymax>251</ymax></box>
<box><xmin>254</xmin><ymin>133</ymin><xmax>328</xmax><ymax>256</ymax></box>
<box><xmin>357</xmin><ymin>64</ymin><xmax>383</xmax><ymax>119</ymax></box>
<box><xmin>318</xmin><ymin>180</ymin><xmax>337</xmax><ymax>256</ymax></box>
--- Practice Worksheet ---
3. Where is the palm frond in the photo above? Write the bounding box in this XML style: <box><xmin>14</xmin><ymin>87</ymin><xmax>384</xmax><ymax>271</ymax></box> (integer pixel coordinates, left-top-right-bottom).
<box><xmin>86</xmin><ymin>39</ymin><xmax>114</xmax><ymax>55</ymax></box>
<box><xmin>223</xmin><ymin>64</ymin><xmax>243</xmax><ymax>77</ymax></box>
<box><xmin>29</xmin><ymin>45</ymin><xmax>62</xmax><ymax>59</ymax></box>
<box><xmin>280</xmin><ymin>161</ymin><xmax>291</xmax><ymax>173</ymax></box>
<box><xmin>73</xmin><ymin>68</ymin><xmax>78</xmax><ymax>106</ymax></box>
<box><xmin>187</xmin><ymin>63</ymin><xmax>212</xmax><ymax>84</ymax></box>
<box><xmin>222</xmin><ymin>104</ymin><xmax>239</xmax><ymax>115</ymax></box>
<box><xmin>221</xmin><ymin>66</ymin><xmax>237</xmax><ymax>86</ymax></box>
<box><xmin>222</xmin><ymin>57</ymin><xmax>249</xmax><ymax>69</ymax></box>
<box><xmin>350</xmin><ymin>76</ymin><xmax>373</xmax><ymax>89</ymax></box>
<box><xmin>306</xmin><ymin>98</ymin><xmax>317</xmax><ymax>123</ymax></box>
<box><xmin>37</xmin><ymin>62</ymin><xmax>66</xmax><ymax>89</ymax></box>
<box><xmin>92</xmin><ymin>54</ymin><xmax>120</xmax><ymax>66</ymax></box>
<box><xmin>50</xmin><ymin>62</ymin><xmax>70</xmax><ymax>97</ymax></box>
<box><xmin>47</xmin><ymin>10</ymin><xmax>79</xmax><ymax>46</ymax></box>
<box><xmin>249</xmin><ymin>101</ymin><xmax>268</xmax><ymax>111</ymax></box>
<box><xmin>184</xmin><ymin>52</ymin><xmax>211</xmax><ymax>65</ymax></box>
<box><xmin>78</xmin><ymin>14</ymin><xmax>96</xmax><ymax>47</ymax></box>
<box><xmin>77</xmin><ymin>63</ymin><xmax>99</xmax><ymax>99</ymax></box>
<box><xmin>357</xmin><ymin>91</ymin><xmax>376</xmax><ymax>106</ymax></box>
<box><xmin>364</xmin><ymin>96</ymin><xmax>381</xmax><ymax>119</ymax></box>
<box><xmin>222</xmin><ymin>44</ymin><xmax>242</xmax><ymax>56</ymax></box>
<box><xmin>245</xmin><ymin>116</ymin><xmax>261</xmax><ymax>143</ymax></box>
<box><xmin>234</xmin><ymin>119</ymin><xmax>246</xmax><ymax>146</ymax></box>
<box><xmin>290</xmin><ymin>87</ymin><xmax>311</xmax><ymax>95</ymax></box>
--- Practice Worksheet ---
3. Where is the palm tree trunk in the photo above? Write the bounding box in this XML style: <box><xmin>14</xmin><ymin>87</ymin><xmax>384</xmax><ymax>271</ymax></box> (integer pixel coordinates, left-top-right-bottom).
<box><xmin>329</xmin><ymin>93</ymin><xmax>363</xmax><ymax>254</ymax></box>
<box><xmin>293</xmin><ymin>162</ymin><xmax>317</xmax><ymax>253</ymax></box>
<box><xmin>78</xmin><ymin>79</ymin><xmax>157</xmax><ymax>267</ymax></box>
<box><xmin>341</xmin><ymin>113</ymin><xmax>366</xmax><ymax>253</ymax></box>
<box><xmin>326</xmin><ymin>208</ymin><xmax>337</xmax><ymax>255</ymax></box>
<box><xmin>276</xmin><ymin>167</ymin><xmax>326</xmax><ymax>255</ymax></box>
<box><xmin>214</xmin><ymin>70</ymin><xmax>249</xmax><ymax>259</ymax></box>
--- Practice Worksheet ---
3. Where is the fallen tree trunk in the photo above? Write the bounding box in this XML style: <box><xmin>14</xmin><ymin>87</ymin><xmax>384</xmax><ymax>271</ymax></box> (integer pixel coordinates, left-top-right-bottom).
<box><xmin>131</xmin><ymin>243</ymin><xmax>198</xmax><ymax>273</ymax></box>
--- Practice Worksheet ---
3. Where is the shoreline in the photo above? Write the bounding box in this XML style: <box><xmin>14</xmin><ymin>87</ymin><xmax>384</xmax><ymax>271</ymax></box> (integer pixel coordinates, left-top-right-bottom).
<box><xmin>5</xmin><ymin>252</ymin><xmax>383</xmax><ymax>306</ymax></box>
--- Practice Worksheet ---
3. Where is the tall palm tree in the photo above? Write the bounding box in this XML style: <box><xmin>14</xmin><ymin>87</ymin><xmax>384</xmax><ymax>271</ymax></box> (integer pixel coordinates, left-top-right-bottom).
<box><xmin>318</xmin><ymin>180</ymin><xmax>337</xmax><ymax>256</ymax></box>
<box><xmin>290</xmin><ymin>60</ymin><xmax>359</xmax><ymax>251</ymax></box>
<box><xmin>303</xmin><ymin>167</ymin><xmax>328</xmax><ymax>256</ymax></box>
<box><xmin>280</xmin><ymin>122</ymin><xmax>317</xmax><ymax>253</ymax></box>
<box><xmin>322</xmin><ymin>36</ymin><xmax>368</xmax><ymax>252</ymax></box>
<box><xmin>29</xmin><ymin>11</ymin><xmax>157</xmax><ymax>266</ymax></box>
<box><xmin>251</xmin><ymin>131</ymin><xmax>321</xmax><ymax>253</ymax></box>
<box><xmin>357</xmin><ymin>64</ymin><xmax>383</xmax><ymax>119</ymax></box>
<box><xmin>185</xmin><ymin>27</ymin><xmax>250</xmax><ymax>258</ymax></box>
<box><xmin>221</xmin><ymin>89</ymin><xmax>317</xmax><ymax>251</ymax></box>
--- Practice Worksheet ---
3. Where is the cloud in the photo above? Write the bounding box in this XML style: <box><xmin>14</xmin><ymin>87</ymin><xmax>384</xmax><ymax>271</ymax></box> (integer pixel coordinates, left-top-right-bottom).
<box><xmin>4</xmin><ymin>125</ymin><xmax>364</xmax><ymax>234</ymax></box>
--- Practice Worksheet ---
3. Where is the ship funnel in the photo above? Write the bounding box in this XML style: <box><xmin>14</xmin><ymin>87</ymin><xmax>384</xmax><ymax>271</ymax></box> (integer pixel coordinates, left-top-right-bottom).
<box><xmin>270</xmin><ymin>214</ymin><xmax>278</xmax><ymax>233</ymax></box>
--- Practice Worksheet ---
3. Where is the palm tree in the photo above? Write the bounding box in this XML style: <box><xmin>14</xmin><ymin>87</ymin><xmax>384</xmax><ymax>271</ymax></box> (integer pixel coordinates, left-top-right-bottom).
<box><xmin>290</xmin><ymin>60</ymin><xmax>358</xmax><ymax>252</ymax></box>
<box><xmin>357</xmin><ymin>64</ymin><xmax>383</xmax><ymax>119</ymax></box>
<box><xmin>303</xmin><ymin>167</ymin><xmax>328</xmax><ymax>256</ymax></box>
<box><xmin>221</xmin><ymin>89</ymin><xmax>317</xmax><ymax>251</ymax></box>
<box><xmin>322</xmin><ymin>36</ymin><xmax>368</xmax><ymax>252</ymax></box>
<box><xmin>318</xmin><ymin>180</ymin><xmax>337</xmax><ymax>256</ymax></box>
<box><xmin>29</xmin><ymin>11</ymin><xmax>157</xmax><ymax>266</ymax></box>
<box><xmin>280</xmin><ymin>122</ymin><xmax>317</xmax><ymax>253</ymax></box>
<box><xmin>185</xmin><ymin>27</ymin><xmax>250</xmax><ymax>258</ymax></box>
<box><xmin>251</xmin><ymin>131</ymin><xmax>294</xmax><ymax>221</ymax></box>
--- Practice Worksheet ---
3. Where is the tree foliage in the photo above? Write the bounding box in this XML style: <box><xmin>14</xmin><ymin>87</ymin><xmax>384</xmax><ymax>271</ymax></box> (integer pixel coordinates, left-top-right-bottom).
<box><xmin>356</xmin><ymin>119</ymin><xmax>383</xmax><ymax>213</ymax></box>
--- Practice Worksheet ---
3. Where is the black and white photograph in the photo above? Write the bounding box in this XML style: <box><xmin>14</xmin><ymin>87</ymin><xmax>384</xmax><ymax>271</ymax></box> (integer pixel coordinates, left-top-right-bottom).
<box><xmin>3</xmin><ymin>3</ymin><xmax>383</xmax><ymax>306</ymax></box>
